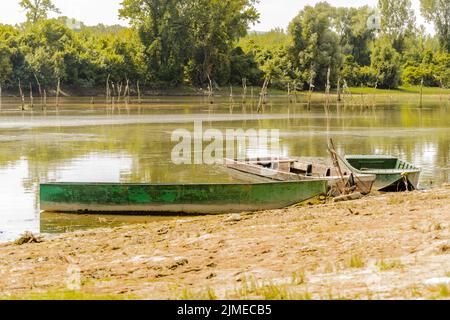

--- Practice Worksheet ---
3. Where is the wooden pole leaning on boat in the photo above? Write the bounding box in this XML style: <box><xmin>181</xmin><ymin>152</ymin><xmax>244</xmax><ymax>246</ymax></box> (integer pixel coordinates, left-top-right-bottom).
<box><xmin>328</xmin><ymin>141</ymin><xmax>372</xmax><ymax>195</ymax></box>
<box><xmin>327</xmin><ymin>139</ymin><xmax>347</xmax><ymax>195</ymax></box>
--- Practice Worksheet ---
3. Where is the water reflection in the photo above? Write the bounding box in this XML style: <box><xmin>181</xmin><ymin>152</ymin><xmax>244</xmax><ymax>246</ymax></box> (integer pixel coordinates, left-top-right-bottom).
<box><xmin>40</xmin><ymin>212</ymin><xmax>180</xmax><ymax>234</ymax></box>
<box><xmin>0</xmin><ymin>96</ymin><xmax>448</xmax><ymax>242</ymax></box>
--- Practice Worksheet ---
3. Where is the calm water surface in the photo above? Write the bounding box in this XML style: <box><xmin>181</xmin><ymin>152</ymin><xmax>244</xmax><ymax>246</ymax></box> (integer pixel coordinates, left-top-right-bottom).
<box><xmin>0</xmin><ymin>96</ymin><xmax>448</xmax><ymax>242</ymax></box>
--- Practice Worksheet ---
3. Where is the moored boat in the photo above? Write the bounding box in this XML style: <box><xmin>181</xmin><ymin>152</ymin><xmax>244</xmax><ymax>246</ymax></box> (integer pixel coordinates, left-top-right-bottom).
<box><xmin>40</xmin><ymin>180</ymin><xmax>327</xmax><ymax>215</ymax></box>
<box><xmin>225</xmin><ymin>157</ymin><xmax>376</xmax><ymax>195</ymax></box>
<box><xmin>342</xmin><ymin>155</ymin><xmax>421</xmax><ymax>191</ymax></box>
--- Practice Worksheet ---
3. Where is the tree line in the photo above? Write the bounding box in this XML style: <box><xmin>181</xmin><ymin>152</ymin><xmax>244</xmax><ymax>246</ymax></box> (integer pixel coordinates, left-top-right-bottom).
<box><xmin>1</xmin><ymin>0</ymin><xmax>450</xmax><ymax>93</ymax></box>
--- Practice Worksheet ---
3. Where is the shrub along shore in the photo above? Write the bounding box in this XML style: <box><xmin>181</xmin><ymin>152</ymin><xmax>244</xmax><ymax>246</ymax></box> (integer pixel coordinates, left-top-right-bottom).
<box><xmin>2</xmin><ymin>85</ymin><xmax>450</xmax><ymax>98</ymax></box>
<box><xmin>2</xmin><ymin>1</ymin><xmax>450</xmax><ymax>99</ymax></box>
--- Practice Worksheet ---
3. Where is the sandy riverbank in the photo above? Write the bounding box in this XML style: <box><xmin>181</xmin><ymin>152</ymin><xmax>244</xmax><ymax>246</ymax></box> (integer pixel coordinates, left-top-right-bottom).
<box><xmin>1</xmin><ymin>185</ymin><xmax>449</xmax><ymax>300</ymax></box>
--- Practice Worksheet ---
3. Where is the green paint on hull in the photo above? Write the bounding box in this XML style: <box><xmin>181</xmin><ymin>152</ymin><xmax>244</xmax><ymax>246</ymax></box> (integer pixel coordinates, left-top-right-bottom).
<box><xmin>344</xmin><ymin>155</ymin><xmax>421</xmax><ymax>191</ymax></box>
<box><xmin>40</xmin><ymin>181</ymin><xmax>327</xmax><ymax>215</ymax></box>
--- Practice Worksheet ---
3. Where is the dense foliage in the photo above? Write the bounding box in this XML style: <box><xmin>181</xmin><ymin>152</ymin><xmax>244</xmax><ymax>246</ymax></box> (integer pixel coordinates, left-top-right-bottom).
<box><xmin>0</xmin><ymin>0</ymin><xmax>450</xmax><ymax>91</ymax></box>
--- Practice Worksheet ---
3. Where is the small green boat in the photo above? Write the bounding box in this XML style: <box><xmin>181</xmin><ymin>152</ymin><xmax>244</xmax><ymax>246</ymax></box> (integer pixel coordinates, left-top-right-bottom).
<box><xmin>40</xmin><ymin>180</ymin><xmax>327</xmax><ymax>215</ymax></box>
<box><xmin>342</xmin><ymin>155</ymin><xmax>421</xmax><ymax>191</ymax></box>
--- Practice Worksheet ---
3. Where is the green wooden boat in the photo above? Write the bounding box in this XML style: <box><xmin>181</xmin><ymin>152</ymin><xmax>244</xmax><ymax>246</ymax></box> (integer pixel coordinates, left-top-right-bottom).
<box><xmin>342</xmin><ymin>155</ymin><xmax>421</xmax><ymax>191</ymax></box>
<box><xmin>39</xmin><ymin>180</ymin><xmax>327</xmax><ymax>215</ymax></box>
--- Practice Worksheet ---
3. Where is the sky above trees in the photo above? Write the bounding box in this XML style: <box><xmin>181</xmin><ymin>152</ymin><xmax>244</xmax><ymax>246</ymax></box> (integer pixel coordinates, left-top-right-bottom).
<box><xmin>0</xmin><ymin>0</ymin><xmax>434</xmax><ymax>34</ymax></box>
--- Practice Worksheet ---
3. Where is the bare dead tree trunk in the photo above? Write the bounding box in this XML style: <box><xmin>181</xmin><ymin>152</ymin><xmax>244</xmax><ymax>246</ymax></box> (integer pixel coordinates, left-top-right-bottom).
<box><xmin>337</xmin><ymin>76</ymin><xmax>341</xmax><ymax>102</ymax></box>
<box><xmin>29</xmin><ymin>83</ymin><xmax>34</xmax><ymax>109</ymax></box>
<box><xmin>372</xmin><ymin>81</ymin><xmax>378</xmax><ymax>108</ymax></box>
<box><xmin>257</xmin><ymin>76</ymin><xmax>270</xmax><ymax>112</ymax></box>
<box><xmin>342</xmin><ymin>79</ymin><xmax>352</xmax><ymax>103</ymax></box>
<box><xmin>117</xmin><ymin>82</ymin><xmax>123</xmax><ymax>103</ymax></box>
<box><xmin>18</xmin><ymin>79</ymin><xmax>25</xmax><ymax>110</ymax></box>
<box><xmin>56</xmin><ymin>78</ymin><xmax>61</xmax><ymax>108</ymax></box>
<box><xmin>124</xmin><ymin>79</ymin><xmax>130</xmax><ymax>103</ymax></box>
<box><xmin>293</xmin><ymin>81</ymin><xmax>299</xmax><ymax>102</ymax></box>
<box><xmin>287</xmin><ymin>82</ymin><xmax>291</xmax><ymax>102</ymax></box>
<box><xmin>34</xmin><ymin>73</ymin><xmax>43</xmax><ymax>106</ymax></box>
<box><xmin>207</xmin><ymin>74</ymin><xmax>214</xmax><ymax>104</ymax></box>
<box><xmin>111</xmin><ymin>82</ymin><xmax>116</xmax><ymax>106</ymax></box>
<box><xmin>43</xmin><ymin>89</ymin><xmax>47</xmax><ymax>108</ymax></box>
<box><xmin>137</xmin><ymin>80</ymin><xmax>142</xmax><ymax>104</ymax></box>
<box><xmin>242</xmin><ymin>78</ymin><xmax>247</xmax><ymax>103</ymax></box>
<box><xmin>360</xmin><ymin>84</ymin><xmax>365</xmax><ymax>107</ymax></box>
<box><xmin>420</xmin><ymin>78</ymin><xmax>424</xmax><ymax>108</ymax></box>
<box><xmin>325</xmin><ymin>67</ymin><xmax>331</xmax><ymax>109</ymax></box>
<box><xmin>106</xmin><ymin>74</ymin><xmax>111</xmax><ymax>103</ymax></box>
<box><xmin>263</xmin><ymin>78</ymin><xmax>269</xmax><ymax>105</ymax></box>
<box><xmin>307</xmin><ymin>73</ymin><xmax>314</xmax><ymax>109</ymax></box>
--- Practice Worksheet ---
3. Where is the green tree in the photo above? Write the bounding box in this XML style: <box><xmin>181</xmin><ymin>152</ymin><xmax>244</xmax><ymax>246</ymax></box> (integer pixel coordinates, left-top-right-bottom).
<box><xmin>288</xmin><ymin>2</ymin><xmax>341</xmax><ymax>89</ymax></box>
<box><xmin>420</xmin><ymin>0</ymin><xmax>450</xmax><ymax>53</ymax></box>
<box><xmin>79</xmin><ymin>27</ymin><xmax>146</xmax><ymax>86</ymax></box>
<box><xmin>186</xmin><ymin>0</ymin><xmax>259</xmax><ymax>85</ymax></box>
<box><xmin>18</xmin><ymin>20</ymin><xmax>85</xmax><ymax>87</ymax></box>
<box><xmin>120</xmin><ymin>0</ymin><xmax>258</xmax><ymax>86</ymax></box>
<box><xmin>341</xmin><ymin>55</ymin><xmax>377</xmax><ymax>87</ymax></box>
<box><xmin>238</xmin><ymin>29</ymin><xmax>289</xmax><ymax>54</ymax></box>
<box><xmin>335</xmin><ymin>6</ymin><xmax>375</xmax><ymax>66</ymax></box>
<box><xmin>0</xmin><ymin>45</ymin><xmax>13</xmax><ymax>86</ymax></box>
<box><xmin>378</xmin><ymin>0</ymin><xmax>416</xmax><ymax>52</ymax></box>
<box><xmin>371</xmin><ymin>36</ymin><xmax>401</xmax><ymax>88</ymax></box>
<box><xmin>434</xmin><ymin>53</ymin><xmax>450</xmax><ymax>87</ymax></box>
<box><xmin>237</xmin><ymin>29</ymin><xmax>291</xmax><ymax>87</ymax></box>
<box><xmin>19</xmin><ymin>0</ymin><xmax>61</xmax><ymax>23</ymax></box>
<box><xmin>0</xmin><ymin>25</ymin><xmax>18</xmax><ymax>86</ymax></box>
<box><xmin>229</xmin><ymin>46</ymin><xmax>263</xmax><ymax>85</ymax></box>
<box><xmin>119</xmin><ymin>0</ymin><xmax>189</xmax><ymax>84</ymax></box>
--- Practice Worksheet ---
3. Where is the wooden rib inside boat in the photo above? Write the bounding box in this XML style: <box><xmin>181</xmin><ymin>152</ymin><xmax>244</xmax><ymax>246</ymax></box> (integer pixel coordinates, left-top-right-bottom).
<box><xmin>225</xmin><ymin>157</ymin><xmax>376</xmax><ymax>196</ymax></box>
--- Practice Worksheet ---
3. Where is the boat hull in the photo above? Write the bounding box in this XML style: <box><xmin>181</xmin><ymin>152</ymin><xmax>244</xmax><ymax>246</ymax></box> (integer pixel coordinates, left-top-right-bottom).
<box><xmin>371</xmin><ymin>171</ymin><xmax>421</xmax><ymax>191</ymax></box>
<box><xmin>40</xmin><ymin>181</ymin><xmax>327</xmax><ymax>215</ymax></box>
<box><xmin>343</xmin><ymin>155</ymin><xmax>421</xmax><ymax>191</ymax></box>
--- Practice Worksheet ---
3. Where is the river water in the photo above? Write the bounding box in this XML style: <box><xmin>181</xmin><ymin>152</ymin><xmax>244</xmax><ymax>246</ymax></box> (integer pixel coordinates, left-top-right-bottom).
<box><xmin>0</xmin><ymin>95</ymin><xmax>448</xmax><ymax>242</ymax></box>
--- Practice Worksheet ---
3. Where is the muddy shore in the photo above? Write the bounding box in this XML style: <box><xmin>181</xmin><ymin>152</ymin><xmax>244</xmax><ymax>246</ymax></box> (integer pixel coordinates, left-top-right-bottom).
<box><xmin>1</xmin><ymin>185</ymin><xmax>449</xmax><ymax>300</ymax></box>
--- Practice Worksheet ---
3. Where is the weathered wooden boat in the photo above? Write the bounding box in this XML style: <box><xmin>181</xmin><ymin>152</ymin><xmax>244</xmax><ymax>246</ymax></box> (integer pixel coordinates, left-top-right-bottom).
<box><xmin>39</xmin><ymin>180</ymin><xmax>327</xmax><ymax>214</ymax></box>
<box><xmin>225</xmin><ymin>157</ymin><xmax>376</xmax><ymax>195</ymax></box>
<box><xmin>342</xmin><ymin>155</ymin><xmax>421</xmax><ymax>191</ymax></box>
